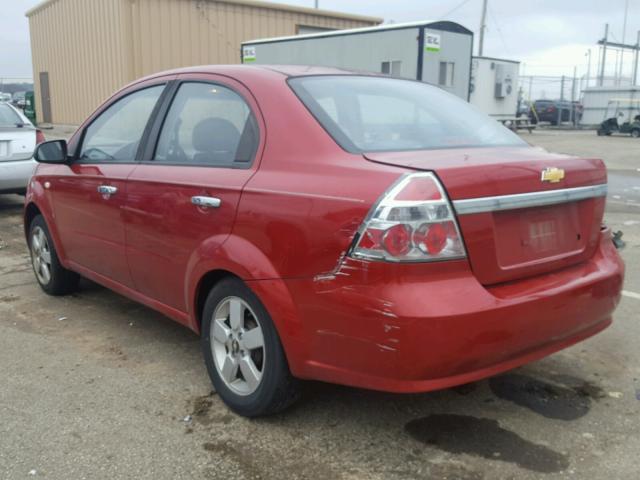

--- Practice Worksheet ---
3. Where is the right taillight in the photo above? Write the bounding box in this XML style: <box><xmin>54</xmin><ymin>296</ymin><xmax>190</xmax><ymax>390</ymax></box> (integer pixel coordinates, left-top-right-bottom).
<box><xmin>349</xmin><ymin>172</ymin><xmax>466</xmax><ymax>262</ymax></box>
<box><xmin>35</xmin><ymin>129</ymin><xmax>46</xmax><ymax>145</ymax></box>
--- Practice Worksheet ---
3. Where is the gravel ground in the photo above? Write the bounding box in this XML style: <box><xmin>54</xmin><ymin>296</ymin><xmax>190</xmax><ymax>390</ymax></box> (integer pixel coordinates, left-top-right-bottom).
<box><xmin>0</xmin><ymin>129</ymin><xmax>638</xmax><ymax>479</ymax></box>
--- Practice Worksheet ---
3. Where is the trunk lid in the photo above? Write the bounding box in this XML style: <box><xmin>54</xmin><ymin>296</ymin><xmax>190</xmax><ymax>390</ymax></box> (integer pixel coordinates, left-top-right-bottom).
<box><xmin>364</xmin><ymin>146</ymin><xmax>607</xmax><ymax>285</ymax></box>
<box><xmin>0</xmin><ymin>127</ymin><xmax>36</xmax><ymax>162</ymax></box>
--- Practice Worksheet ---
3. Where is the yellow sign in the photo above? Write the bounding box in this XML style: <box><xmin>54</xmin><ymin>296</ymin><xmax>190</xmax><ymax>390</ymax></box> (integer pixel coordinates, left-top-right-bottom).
<box><xmin>541</xmin><ymin>167</ymin><xmax>565</xmax><ymax>183</ymax></box>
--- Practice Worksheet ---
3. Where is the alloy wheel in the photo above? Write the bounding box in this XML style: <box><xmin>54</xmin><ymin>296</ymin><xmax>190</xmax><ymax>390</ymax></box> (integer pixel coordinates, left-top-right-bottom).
<box><xmin>211</xmin><ymin>296</ymin><xmax>265</xmax><ymax>396</ymax></box>
<box><xmin>31</xmin><ymin>226</ymin><xmax>52</xmax><ymax>285</ymax></box>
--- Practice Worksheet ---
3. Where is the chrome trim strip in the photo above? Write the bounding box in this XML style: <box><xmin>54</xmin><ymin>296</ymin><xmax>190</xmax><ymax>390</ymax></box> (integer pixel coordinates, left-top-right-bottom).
<box><xmin>452</xmin><ymin>184</ymin><xmax>608</xmax><ymax>215</ymax></box>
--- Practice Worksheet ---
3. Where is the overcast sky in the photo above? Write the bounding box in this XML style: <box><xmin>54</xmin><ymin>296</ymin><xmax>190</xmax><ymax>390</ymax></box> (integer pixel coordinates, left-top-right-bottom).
<box><xmin>1</xmin><ymin>0</ymin><xmax>639</xmax><ymax>82</ymax></box>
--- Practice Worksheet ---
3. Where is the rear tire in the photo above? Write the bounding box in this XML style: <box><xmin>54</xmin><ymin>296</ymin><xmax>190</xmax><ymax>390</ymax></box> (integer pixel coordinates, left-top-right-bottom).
<box><xmin>28</xmin><ymin>215</ymin><xmax>80</xmax><ymax>296</ymax></box>
<box><xmin>631</xmin><ymin>129</ymin><xmax>640</xmax><ymax>138</ymax></box>
<box><xmin>201</xmin><ymin>277</ymin><xmax>300</xmax><ymax>417</ymax></box>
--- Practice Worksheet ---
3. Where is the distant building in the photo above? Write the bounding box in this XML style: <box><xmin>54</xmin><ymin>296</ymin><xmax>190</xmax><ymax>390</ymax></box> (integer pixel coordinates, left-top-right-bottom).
<box><xmin>581</xmin><ymin>86</ymin><xmax>640</xmax><ymax>125</ymax></box>
<box><xmin>26</xmin><ymin>0</ymin><xmax>380</xmax><ymax>124</ymax></box>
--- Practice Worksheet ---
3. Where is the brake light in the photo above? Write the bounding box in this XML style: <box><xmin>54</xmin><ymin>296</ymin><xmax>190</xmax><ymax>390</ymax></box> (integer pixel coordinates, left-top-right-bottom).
<box><xmin>35</xmin><ymin>129</ymin><xmax>46</xmax><ymax>145</ymax></box>
<box><xmin>350</xmin><ymin>172</ymin><xmax>466</xmax><ymax>262</ymax></box>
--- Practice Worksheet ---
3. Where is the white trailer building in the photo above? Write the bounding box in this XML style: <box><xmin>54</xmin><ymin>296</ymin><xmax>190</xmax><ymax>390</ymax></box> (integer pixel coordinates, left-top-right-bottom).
<box><xmin>241</xmin><ymin>21</ymin><xmax>474</xmax><ymax>101</ymax></box>
<box><xmin>581</xmin><ymin>86</ymin><xmax>640</xmax><ymax>125</ymax></box>
<box><xmin>469</xmin><ymin>56</ymin><xmax>520</xmax><ymax>120</ymax></box>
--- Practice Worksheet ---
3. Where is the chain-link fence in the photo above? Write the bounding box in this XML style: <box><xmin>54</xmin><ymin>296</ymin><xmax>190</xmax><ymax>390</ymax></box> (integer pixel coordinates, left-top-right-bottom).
<box><xmin>517</xmin><ymin>74</ymin><xmax>640</xmax><ymax>126</ymax></box>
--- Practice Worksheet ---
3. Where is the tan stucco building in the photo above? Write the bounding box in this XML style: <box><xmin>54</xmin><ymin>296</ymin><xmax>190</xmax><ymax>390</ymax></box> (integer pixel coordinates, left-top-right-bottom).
<box><xmin>26</xmin><ymin>0</ymin><xmax>381</xmax><ymax>125</ymax></box>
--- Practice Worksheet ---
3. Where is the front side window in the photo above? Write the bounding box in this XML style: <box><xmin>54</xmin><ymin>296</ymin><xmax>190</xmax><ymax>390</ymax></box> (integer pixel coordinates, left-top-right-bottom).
<box><xmin>289</xmin><ymin>75</ymin><xmax>526</xmax><ymax>153</ymax></box>
<box><xmin>79</xmin><ymin>85</ymin><xmax>164</xmax><ymax>162</ymax></box>
<box><xmin>154</xmin><ymin>82</ymin><xmax>258</xmax><ymax>167</ymax></box>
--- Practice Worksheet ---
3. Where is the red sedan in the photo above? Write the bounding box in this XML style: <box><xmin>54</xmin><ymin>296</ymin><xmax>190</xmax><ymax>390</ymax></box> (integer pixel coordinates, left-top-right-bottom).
<box><xmin>25</xmin><ymin>66</ymin><xmax>624</xmax><ymax>416</ymax></box>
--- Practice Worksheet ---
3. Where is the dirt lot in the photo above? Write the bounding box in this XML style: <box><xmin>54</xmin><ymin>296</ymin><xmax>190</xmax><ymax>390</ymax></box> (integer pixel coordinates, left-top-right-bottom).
<box><xmin>1</xmin><ymin>130</ymin><xmax>639</xmax><ymax>479</ymax></box>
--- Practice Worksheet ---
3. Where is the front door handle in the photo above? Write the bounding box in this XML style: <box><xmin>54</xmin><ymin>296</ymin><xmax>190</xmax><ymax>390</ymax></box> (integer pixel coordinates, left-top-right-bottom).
<box><xmin>97</xmin><ymin>185</ymin><xmax>118</xmax><ymax>197</ymax></box>
<box><xmin>191</xmin><ymin>196</ymin><xmax>221</xmax><ymax>209</ymax></box>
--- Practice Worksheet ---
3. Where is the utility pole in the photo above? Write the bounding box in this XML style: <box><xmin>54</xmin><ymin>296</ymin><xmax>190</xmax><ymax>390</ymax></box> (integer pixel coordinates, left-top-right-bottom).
<box><xmin>478</xmin><ymin>0</ymin><xmax>488</xmax><ymax>56</ymax></box>
<box><xmin>586</xmin><ymin>49</ymin><xmax>592</xmax><ymax>88</ymax></box>
<box><xmin>571</xmin><ymin>66</ymin><xmax>577</xmax><ymax>125</ymax></box>
<box><xmin>618</xmin><ymin>0</ymin><xmax>629</xmax><ymax>84</ymax></box>
<box><xmin>314</xmin><ymin>0</ymin><xmax>318</xmax><ymax>8</ymax></box>
<box><xmin>558</xmin><ymin>75</ymin><xmax>565</xmax><ymax>126</ymax></box>
<box><xmin>633</xmin><ymin>31</ymin><xmax>640</xmax><ymax>86</ymax></box>
<box><xmin>599</xmin><ymin>24</ymin><xmax>609</xmax><ymax>86</ymax></box>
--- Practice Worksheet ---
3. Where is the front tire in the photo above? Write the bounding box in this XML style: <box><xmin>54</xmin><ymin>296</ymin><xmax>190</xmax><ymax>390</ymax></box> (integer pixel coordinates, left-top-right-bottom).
<box><xmin>29</xmin><ymin>215</ymin><xmax>79</xmax><ymax>296</ymax></box>
<box><xmin>201</xmin><ymin>277</ymin><xmax>299</xmax><ymax>417</ymax></box>
<box><xmin>631</xmin><ymin>129</ymin><xmax>640</xmax><ymax>138</ymax></box>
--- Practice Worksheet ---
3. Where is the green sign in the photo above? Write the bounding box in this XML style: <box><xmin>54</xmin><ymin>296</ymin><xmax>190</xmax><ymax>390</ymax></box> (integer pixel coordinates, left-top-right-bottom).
<box><xmin>425</xmin><ymin>33</ymin><xmax>441</xmax><ymax>52</ymax></box>
<box><xmin>243</xmin><ymin>46</ymin><xmax>256</xmax><ymax>63</ymax></box>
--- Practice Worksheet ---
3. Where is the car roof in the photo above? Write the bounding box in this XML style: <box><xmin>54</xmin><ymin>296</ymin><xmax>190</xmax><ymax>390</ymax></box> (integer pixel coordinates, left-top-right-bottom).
<box><xmin>134</xmin><ymin>64</ymin><xmax>363</xmax><ymax>84</ymax></box>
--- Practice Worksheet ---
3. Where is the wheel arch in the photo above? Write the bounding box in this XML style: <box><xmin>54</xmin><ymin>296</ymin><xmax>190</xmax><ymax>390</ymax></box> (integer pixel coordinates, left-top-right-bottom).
<box><xmin>187</xmin><ymin>236</ymin><xmax>308</xmax><ymax>377</ymax></box>
<box><xmin>193</xmin><ymin>269</ymin><xmax>240</xmax><ymax>333</ymax></box>
<box><xmin>24</xmin><ymin>202</ymin><xmax>42</xmax><ymax>240</ymax></box>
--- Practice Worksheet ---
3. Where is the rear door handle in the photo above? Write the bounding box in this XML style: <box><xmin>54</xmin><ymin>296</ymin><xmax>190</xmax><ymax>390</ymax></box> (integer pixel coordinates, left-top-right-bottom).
<box><xmin>191</xmin><ymin>196</ymin><xmax>221</xmax><ymax>209</ymax></box>
<box><xmin>97</xmin><ymin>185</ymin><xmax>118</xmax><ymax>196</ymax></box>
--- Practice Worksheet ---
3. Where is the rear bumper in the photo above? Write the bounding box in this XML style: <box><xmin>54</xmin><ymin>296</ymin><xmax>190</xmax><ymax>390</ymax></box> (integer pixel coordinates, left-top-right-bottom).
<box><xmin>0</xmin><ymin>158</ymin><xmax>36</xmax><ymax>193</ymax></box>
<box><xmin>274</xmin><ymin>229</ymin><xmax>624</xmax><ymax>393</ymax></box>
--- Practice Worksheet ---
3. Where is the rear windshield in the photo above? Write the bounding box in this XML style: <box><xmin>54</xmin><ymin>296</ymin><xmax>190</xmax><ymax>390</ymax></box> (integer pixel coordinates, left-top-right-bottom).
<box><xmin>0</xmin><ymin>104</ymin><xmax>22</xmax><ymax>127</ymax></box>
<box><xmin>534</xmin><ymin>100</ymin><xmax>554</xmax><ymax>108</ymax></box>
<box><xmin>289</xmin><ymin>75</ymin><xmax>525</xmax><ymax>153</ymax></box>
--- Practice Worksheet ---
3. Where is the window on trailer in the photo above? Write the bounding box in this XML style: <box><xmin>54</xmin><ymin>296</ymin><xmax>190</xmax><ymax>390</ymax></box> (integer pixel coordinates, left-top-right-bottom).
<box><xmin>438</xmin><ymin>62</ymin><xmax>455</xmax><ymax>87</ymax></box>
<box><xmin>381</xmin><ymin>61</ymin><xmax>402</xmax><ymax>76</ymax></box>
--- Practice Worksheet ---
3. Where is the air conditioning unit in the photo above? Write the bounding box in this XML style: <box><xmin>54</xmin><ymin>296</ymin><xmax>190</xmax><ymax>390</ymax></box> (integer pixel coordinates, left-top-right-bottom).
<box><xmin>494</xmin><ymin>64</ymin><xmax>512</xmax><ymax>98</ymax></box>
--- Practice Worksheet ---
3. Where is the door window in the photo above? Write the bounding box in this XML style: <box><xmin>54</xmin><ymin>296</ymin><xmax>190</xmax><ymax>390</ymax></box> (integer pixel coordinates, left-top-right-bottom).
<box><xmin>153</xmin><ymin>82</ymin><xmax>259</xmax><ymax>167</ymax></box>
<box><xmin>79</xmin><ymin>85</ymin><xmax>164</xmax><ymax>162</ymax></box>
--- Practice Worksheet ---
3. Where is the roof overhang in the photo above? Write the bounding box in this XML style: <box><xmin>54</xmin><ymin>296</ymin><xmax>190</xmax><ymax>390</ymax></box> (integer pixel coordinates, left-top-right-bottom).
<box><xmin>243</xmin><ymin>20</ymin><xmax>472</xmax><ymax>46</ymax></box>
<box><xmin>26</xmin><ymin>0</ymin><xmax>383</xmax><ymax>23</ymax></box>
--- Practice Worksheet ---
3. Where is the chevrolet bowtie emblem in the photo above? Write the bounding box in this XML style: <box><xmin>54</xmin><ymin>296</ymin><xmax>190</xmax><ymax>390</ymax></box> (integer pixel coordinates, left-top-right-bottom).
<box><xmin>541</xmin><ymin>167</ymin><xmax>565</xmax><ymax>183</ymax></box>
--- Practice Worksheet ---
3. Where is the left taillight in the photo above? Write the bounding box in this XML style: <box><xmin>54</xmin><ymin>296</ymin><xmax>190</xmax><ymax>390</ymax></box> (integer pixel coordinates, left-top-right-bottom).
<box><xmin>349</xmin><ymin>172</ymin><xmax>466</xmax><ymax>262</ymax></box>
<box><xmin>35</xmin><ymin>129</ymin><xmax>46</xmax><ymax>145</ymax></box>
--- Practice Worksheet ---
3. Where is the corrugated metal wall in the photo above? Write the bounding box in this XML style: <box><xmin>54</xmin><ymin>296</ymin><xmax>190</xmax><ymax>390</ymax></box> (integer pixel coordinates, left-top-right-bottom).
<box><xmin>28</xmin><ymin>0</ymin><xmax>130</xmax><ymax>125</ymax></box>
<box><xmin>28</xmin><ymin>0</ymin><xmax>378</xmax><ymax>125</ymax></box>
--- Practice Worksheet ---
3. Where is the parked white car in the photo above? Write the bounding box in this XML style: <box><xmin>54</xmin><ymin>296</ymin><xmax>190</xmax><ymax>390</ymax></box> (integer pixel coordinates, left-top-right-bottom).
<box><xmin>0</xmin><ymin>102</ymin><xmax>44</xmax><ymax>195</ymax></box>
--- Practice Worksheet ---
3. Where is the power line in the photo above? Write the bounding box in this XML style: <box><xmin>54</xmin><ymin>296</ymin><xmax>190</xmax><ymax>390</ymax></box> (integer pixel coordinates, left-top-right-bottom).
<box><xmin>441</xmin><ymin>0</ymin><xmax>473</xmax><ymax>19</ymax></box>
<box><xmin>488</xmin><ymin>3</ymin><xmax>510</xmax><ymax>55</ymax></box>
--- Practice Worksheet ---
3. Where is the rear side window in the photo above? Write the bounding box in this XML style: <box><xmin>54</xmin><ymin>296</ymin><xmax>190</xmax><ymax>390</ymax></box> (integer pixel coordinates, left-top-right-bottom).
<box><xmin>289</xmin><ymin>75</ymin><xmax>525</xmax><ymax>153</ymax></box>
<box><xmin>79</xmin><ymin>85</ymin><xmax>164</xmax><ymax>162</ymax></box>
<box><xmin>0</xmin><ymin>104</ymin><xmax>22</xmax><ymax>127</ymax></box>
<box><xmin>154</xmin><ymin>82</ymin><xmax>259</xmax><ymax>167</ymax></box>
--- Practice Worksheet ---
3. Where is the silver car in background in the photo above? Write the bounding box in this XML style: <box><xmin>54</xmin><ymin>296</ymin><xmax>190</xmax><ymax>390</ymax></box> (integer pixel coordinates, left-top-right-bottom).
<box><xmin>0</xmin><ymin>102</ymin><xmax>43</xmax><ymax>195</ymax></box>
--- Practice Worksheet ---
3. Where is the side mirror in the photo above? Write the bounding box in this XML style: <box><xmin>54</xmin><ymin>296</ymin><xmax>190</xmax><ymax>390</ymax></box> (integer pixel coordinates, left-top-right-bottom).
<box><xmin>34</xmin><ymin>140</ymin><xmax>69</xmax><ymax>164</ymax></box>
